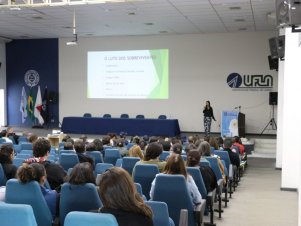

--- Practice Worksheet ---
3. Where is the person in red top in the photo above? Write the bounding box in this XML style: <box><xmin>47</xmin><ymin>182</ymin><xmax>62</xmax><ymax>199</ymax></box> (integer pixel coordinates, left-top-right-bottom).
<box><xmin>232</xmin><ymin>136</ymin><xmax>245</xmax><ymax>155</ymax></box>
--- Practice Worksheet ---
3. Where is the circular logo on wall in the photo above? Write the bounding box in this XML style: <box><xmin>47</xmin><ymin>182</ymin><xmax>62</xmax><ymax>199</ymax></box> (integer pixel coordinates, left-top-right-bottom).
<box><xmin>24</xmin><ymin>70</ymin><xmax>39</xmax><ymax>87</ymax></box>
<box><xmin>227</xmin><ymin>73</ymin><xmax>242</xmax><ymax>88</ymax></box>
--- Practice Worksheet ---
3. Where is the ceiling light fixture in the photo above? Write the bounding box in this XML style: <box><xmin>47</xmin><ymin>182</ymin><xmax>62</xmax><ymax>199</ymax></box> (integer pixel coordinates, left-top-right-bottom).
<box><xmin>66</xmin><ymin>9</ymin><xmax>78</xmax><ymax>46</ymax></box>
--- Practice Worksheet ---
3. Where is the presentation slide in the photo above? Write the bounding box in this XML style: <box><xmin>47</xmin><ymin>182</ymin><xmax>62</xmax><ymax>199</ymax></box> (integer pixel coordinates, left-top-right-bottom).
<box><xmin>87</xmin><ymin>49</ymin><xmax>168</xmax><ymax>99</ymax></box>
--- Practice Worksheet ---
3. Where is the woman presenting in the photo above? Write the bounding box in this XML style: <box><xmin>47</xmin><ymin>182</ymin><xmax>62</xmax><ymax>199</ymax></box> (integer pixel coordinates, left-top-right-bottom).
<box><xmin>203</xmin><ymin>100</ymin><xmax>216</xmax><ymax>136</ymax></box>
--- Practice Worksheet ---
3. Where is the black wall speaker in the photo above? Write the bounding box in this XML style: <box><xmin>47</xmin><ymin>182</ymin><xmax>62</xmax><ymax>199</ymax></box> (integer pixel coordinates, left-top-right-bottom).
<box><xmin>269</xmin><ymin>36</ymin><xmax>285</xmax><ymax>59</ymax></box>
<box><xmin>269</xmin><ymin>92</ymin><xmax>278</xmax><ymax>105</ymax></box>
<box><xmin>276</xmin><ymin>0</ymin><xmax>301</xmax><ymax>27</ymax></box>
<box><xmin>48</xmin><ymin>91</ymin><xmax>58</xmax><ymax>104</ymax></box>
<box><xmin>268</xmin><ymin>55</ymin><xmax>279</xmax><ymax>71</ymax></box>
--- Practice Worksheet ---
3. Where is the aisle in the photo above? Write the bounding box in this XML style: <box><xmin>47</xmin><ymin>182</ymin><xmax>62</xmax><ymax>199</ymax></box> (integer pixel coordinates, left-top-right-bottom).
<box><xmin>206</xmin><ymin>158</ymin><xmax>298</xmax><ymax>226</ymax></box>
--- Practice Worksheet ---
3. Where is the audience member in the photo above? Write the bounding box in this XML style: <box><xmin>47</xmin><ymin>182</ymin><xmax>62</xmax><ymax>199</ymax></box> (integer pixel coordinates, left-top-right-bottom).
<box><xmin>74</xmin><ymin>140</ymin><xmax>94</xmax><ymax>167</ymax></box>
<box><xmin>6</xmin><ymin>127</ymin><xmax>19</xmax><ymax>144</ymax></box>
<box><xmin>161</xmin><ymin>140</ymin><xmax>171</xmax><ymax>152</ymax></box>
<box><xmin>62</xmin><ymin>135</ymin><xmax>71</xmax><ymax>142</ymax></box>
<box><xmin>138</xmin><ymin>140</ymin><xmax>147</xmax><ymax>152</ymax></box>
<box><xmin>80</xmin><ymin>135</ymin><xmax>88</xmax><ymax>144</ymax></box>
<box><xmin>216</xmin><ymin>136</ymin><xmax>224</xmax><ymax>149</ymax></box>
<box><xmin>0</xmin><ymin>130</ymin><xmax>13</xmax><ymax>143</ymax></box>
<box><xmin>67</xmin><ymin>162</ymin><xmax>95</xmax><ymax>185</ymax></box>
<box><xmin>115</xmin><ymin>138</ymin><xmax>128</xmax><ymax>156</ymax></box>
<box><xmin>223</xmin><ymin>138</ymin><xmax>240</xmax><ymax>168</ymax></box>
<box><xmin>171</xmin><ymin>143</ymin><xmax>183</xmax><ymax>155</ymax></box>
<box><xmin>184</xmin><ymin>143</ymin><xmax>197</xmax><ymax>154</ymax></box>
<box><xmin>128</xmin><ymin>145</ymin><xmax>144</xmax><ymax>159</ymax></box>
<box><xmin>209</xmin><ymin>136</ymin><xmax>219</xmax><ymax>151</ymax></box>
<box><xmin>0</xmin><ymin>144</ymin><xmax>17</xmax><ymax>179</ymax></box>
<box><xmin>86</xmin><ymin>142</ymin><xmax>96</xmax><ymax>152</ymax></box>
<box><xmin>96</xmin><ymin>167</ymin><xmax>153</xmax><ymax>226</ymax></box>
<box><xmin>186</xmin><ymin>149</ymin><xmax>217</xmax><ymax>192</ymax></box>
<box><xmin>150</xmin><ymin>154</ymin><xmax>202</xmax><ymax>208</ymax></box>
<box><xmin>24</xmin><ymin>138</ymin><xmax>66</xmax><ymax>191</ymax></box>
<box><xmin>232</xmin><ymin>136</ymin><xmax>245</xmax><ymax>155</ymax></box>
<box><xmin>63</xmin><ymin>142</ymin><xmax>74</xmax><ymax>151</ymax></box>
<box><xmin>135</xmin><ymin>142</ymin><xmax>166</xmax><ymax>172</ymax></box>
<box><xmin>28</xmin><ymin>134</ymin><xmax>38</xmax><ymax>143</ymax></box>
<box><xmin>93</xmin><ymin>139</ymin><xmax>104</xmax><ymax>152</ymax></box>
<box><xmin>17</xmin><ymin>163</ymin><xmax>59</xmax><ymax>218</ymax></box>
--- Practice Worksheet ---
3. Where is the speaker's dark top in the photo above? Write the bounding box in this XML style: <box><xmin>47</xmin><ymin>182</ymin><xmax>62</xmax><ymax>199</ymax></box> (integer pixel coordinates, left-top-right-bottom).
<box><xmin>203</xmin><ymin>107</ymin><xmax>216</xmax><ymax>120</ymax></box>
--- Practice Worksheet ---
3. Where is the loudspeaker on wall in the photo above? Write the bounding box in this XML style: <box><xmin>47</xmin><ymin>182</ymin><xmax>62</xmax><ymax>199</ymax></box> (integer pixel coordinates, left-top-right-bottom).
<box><xmin>48</xmin><ymin>91</ymin><xmax>58</xmax><ymax>104</ymax></box>
<box><xmin>269</xmin><ymin>92</ymin><xmax>278</xmax><ymax>105</ymax></box>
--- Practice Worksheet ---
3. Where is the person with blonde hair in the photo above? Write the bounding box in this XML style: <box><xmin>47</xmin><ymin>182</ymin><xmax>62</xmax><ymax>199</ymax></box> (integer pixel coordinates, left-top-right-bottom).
<box><xmin>97</xmin><ymin>167</ymin><xmax>153</xmax><ymax>226</ymax></box>
<box><xmin>150</xmin><ymin>154</ymin><xmax>202</xmax><ymax>208</ymax></box>
<box><xmin>128</xmin><ymin>145</ymin><xmax>144</xmax><ymax>159</ymax></box>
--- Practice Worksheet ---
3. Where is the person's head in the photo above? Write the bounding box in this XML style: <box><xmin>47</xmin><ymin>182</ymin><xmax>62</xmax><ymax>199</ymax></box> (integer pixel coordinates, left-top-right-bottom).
<box><xmin>128</xmin><ymin>145</ymin><xmax>144</xmax><ymax>159</ymax></box>
<box><xmin>0</xmin><ymin>130</ymin><xmax>7</xmax><ymax>138</ymax></box>
<box><xmin>33</xmin><ymin>138</ymin><xmax>51</xmax><ymax>158</ymax></box>
<box><xmin>28</xmin><ymin>134</ymin><xmax>38</xmax><ymax>143</ymax></box>
<box><xmin>144</xmin><ymin>142</ymin><xmax>163</xmax><ymax>161</ymax></box>
<box><xmin>0</xmin><ymin>144</ymin><xmax>15</xmax><ymax>164</ymax></box>
<box><xmin>223</xmin><ymin>138</ymin><xmax>233</xmax><ymax>149</ymax></box>
<box><xmin>184</xmin><ymin>143</ymin><xmax>196</xmax><ymax>154</ymax></box>
<box><xmin>209</xmin><ymin>136</ymin><xmax>219</xmax><ymax>150</ymax></box>
<box><xmin>64</xmin><ymin>142</ymin><xmax>74</xmax><ymax>150</ymax></box>
<box><xmin>163</xmin><ymin>154</ymin><xmax>187</xmax><ymax>179</ymax></box>
<box><xmin>188</xmin><ymin>136</ymin><xmax>194</xmax><ymax>144</ymax></box>
<box><xmin>102</xmin><ymin>136</ymin><xmax>111</xmax><ymax>145</ymax></box>
<box><xmin>216</xmin><ymin>136</ymin><xmax>224</xmax><ymax>148</ymax></box>
<box><xmin>171</xmin><ymin>143</ymin><xmax>183</xmax><ymax>155</ymax></box>
<box><xmin>66</xmin><ymin>138</ymin><xmax>74</xmax><ymax>145</ymax></box>
<box><xmin>203</xmin><ymin>136</ymin><xmax>210</xmax><ymax>142</ymax></box>
<box><xmin>142</xmin><ymin>135</ymin><xmax>149</xmax><ymax>143</ymax></box>
<box><xmin>74</xmin><ymin>140</ymin><xmax>85</xmax><ymax>153</ymax></box>
<box><xmin>149</xmin><ymin>136</ymin><xmax>159</xmax><ymax>143</ymax></box>
<box><xmin>171</xmin><ymin>137</ymin><xmax>181</xmax><ymax>145</ymax></box>
<box><xmin>161</xmin><ymin>141</ymin><xmax>171</xmax><ymax>151</ymax></box>
<box><xmin>17</xmin><ymin>163</ymin><xmax>46</xmax><ymax>185</ymax></box>
<box><xmin>6</xmin><ymin>127</ymin><xmax>14</xmax><ymax>134</ymax></box>
<box><xmin>93</xmin><ymin>139</ymin><xmax>103</xmax><ymax>151</ymax></box>
<box><xmin>98</xmin><ymin>167</ymin><xmax>152</xmax><ymax>218</ymax></box>
<box><xmin>62</xmin><ymin>135</ymin><xmax>71</xmax><ymax>142</ymax></box>
<box><xmin>80</xmin><ymin>135</ymin><xmax>88</xmax><ymax>143</ymax></box>
<box><xmin>233</xmin><ymin>136</ymin><xmax>242</xmax><ymax>144</ymax></box>
<box><xmin>115</xmin><ymin>138</ymin><xmax>124</xmax><ymax>147</ymax></box>
<box><xmin>206</xmin><ymin>100</ymin><xmax>211</xmax><ymax>107</ymax></box>
<box><xmin>186</xmin><ymin>149</ymin><xmax>201</xmax><ymax>167</ymax></box>
<box><xmin>138</xmin><ymin>140</ymin><xmax>147</xmax><ymax>151</ymax></box>
<box><xmin>68</xmin><ymin>162</ymin><xmax>95</xmax><ymax>185</ymax></box>
<box><xmin>198</xmin><ymin>141</ymin><xmax>211</xmax><ymax>156</ymax></box>
<box><xmin>86</xmin><ymin>142</ymin><xmax>96</xmax><ymax>152</ymax></box>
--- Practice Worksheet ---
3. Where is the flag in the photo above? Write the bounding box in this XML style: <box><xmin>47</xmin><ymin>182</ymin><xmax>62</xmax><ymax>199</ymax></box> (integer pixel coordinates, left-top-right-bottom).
<box><xmin>41</xmin><ymin>86</ymin><xmax>49</xmax><ymax>124</ymax></box>
<box><xmin>19</xmin><ymin>86</ymin><xmax>27</xmax><ymax>123</ymax></box>
<box><xmin>27</xmin><ymin>88</ymin><xmax>35</xmax><ymax>121</ymax></box>
<box><xmin>34</xmin><ymin>86</ymin><xmax>44</xmax><ymax>125</ymax></box>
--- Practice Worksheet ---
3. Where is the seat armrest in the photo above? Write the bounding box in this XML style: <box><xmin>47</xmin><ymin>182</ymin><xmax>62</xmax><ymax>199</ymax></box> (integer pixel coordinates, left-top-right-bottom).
<box><xmin>206</xmin><ymin>189</ymin><xmax>216</xmax><ymax>206</ymax></box>
<box><xmin>194</xmin><ymin>199</ymin><xmax>206</xmax><ymax>225</ymax></box>
<box><xmin>217</xmin><ymin>179</ymin><xmax>223</xmax><ymax>195</ymax></box>
<box><xmin>229</xmin><ymin>164</ymin><xmax>233</xmax><ymax>179</ymax></box>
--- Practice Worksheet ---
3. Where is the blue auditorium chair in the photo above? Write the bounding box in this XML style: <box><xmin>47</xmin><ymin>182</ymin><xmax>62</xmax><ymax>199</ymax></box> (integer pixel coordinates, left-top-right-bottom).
<box><xmin>20</xmin><ymin>143</ymin><xmax>33</xmax><ymax>151</ymax></box>
<box><xmin>145</xmin><ymin>201</ymin><xmax>175</xmax><ymax>226</ymax></box>
<box><xmin>16</xmin><ymin>153</ymin><xmax>31</xmax><ymax>159</ymax></box>
<box><xmin>136</xmin><ymin>114</ymin><xmax>145</xmax><ymax>119</ymax></box>
<box><xmin>20</xmin><ymin>149</ymin><xmax>33</xmax><ymax>156</ymax></box>
<box><xmin>5</xmin><ymin>179</ymin><xmax>53</xmax><ymax>226</ymax></box>
<box><xmin>104</xmin><ymin>149</ymin><xmax>121</xmax><ymax>165</ymax></box>
<box><xmin>0</xmin><ymin>164</ymin><xmax>7</xmax><ymax>186</ymax></box>
<box><xmin>13</xmin><ymin>158</ymin><xmax>25</xmax><ymax>168</ymax></box>
<box><xmin>18</xmin><ymin>136</ymin><xmax>28</xmax><ymax>143</ymax></box>
<box><xmin>152</xmin><ymin>174</ymin><xmax>206</xmax><ymax>226</ymax></box>
<box><xmin>120</xmin><ymin>113</ymin><xmax>129</xmax><ymax>118</ymax></box>
<box><xmin>59</xmin><ymin>153</ymin><xmax>80</xmax><ymax>171</ymax></box>
<box><xmin>134</xmin><ymin>182</ymin><xmax>147</xmax><ymax>201</ymax></box>
<box><xmin>60</xmin><ymin>183</ymin><xmax>102</xmax><ymax>226</ymax></box>
<box><xmin>133</xmin><ymin>164</ymin><xmax>159</xmax><ymax>200</ymax></box>
<box><xmin>103</xmin><ymin>114</ymin><xmax>111</xmax><ymax>118</ymax></box>
<box><xmin>83</xmin><ymin>113</ymin><xmax>92</xmax><ymax>117</ymax></box>
<box><xmin>95</xmin><ymin>163</ymin><xmax>114</xmax><ymax>174</ymax></box>
<box><xmin>121</xmin><ymin>157</ymin><xmax>140</xmax><ymax>175</ymax></box>
<box><xmin>0</xmin><ymin>202</ymin><xmax>37</xmax><ymax>226</ymax></box>
<box><xmin>64</xmin><ymin>212</ymin><xmax>118</xmax><ymax>226</ymax></box>
<box><xmin>158</xmin><ymin>115</ymin><xmax>167</xmax><ymax>119</ymax></box>
<box><xmin>86</xmin><ymin>151</ymin><xmax>104</xmax><ymax>165</ymax></box>
<box><xmin>159</xmin><ymin>151</ymin><xmax>170</xmax><ymax>161</ymax></box>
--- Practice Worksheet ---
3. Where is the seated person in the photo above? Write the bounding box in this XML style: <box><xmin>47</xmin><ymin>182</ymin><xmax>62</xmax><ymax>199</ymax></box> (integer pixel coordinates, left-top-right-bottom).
<box><xmin>0</xmin><ymin>130</ymin><xmax>13</xmax><ymax>144</ymax></box>
<box><xmin>28</xmin><ymin>134</ymin><xmax>38</xmax><ymax>143</ymax></box>
<box><xmin>232</xmin><ymin>136</ymin><xmax>245</xmax><ymax>155</ymax></box>
<box><xmin>63</xmin><ymin>142</ymin><xmax>74</xmax><ymax>151</ymax></box>
<box><xmin>74</xmin><ymin>140</ymin><xmax>94</xmax><ymax>168</ymax></box>
<box><xmin>128</xmin><ymin>145</ymin><xmax>144</xmax><ymax>160</ymax></box>
<box><xmin>150</xmin><ymin>153</ymin><xmax>202</xmax><ymax>209</ymax></box>
<box><xmin>86</xmin><ymin>142</ymin><xmax>96</xmax><ymax>152</ymax></box>
<box><xmin>24</xmin><ymin>138</ymin><xmax>66</xmax><ymax>191</ymax></box>
<box><xmin>96</xmin><ymin>167</ymin><xmax>153</xmax><ymax>226</ymax></box>
<box><xmin>67</xmin><ymin>162</ymin><xmax>95</xmax><ymax>185</ymax></box>
<box><xmin>0</xmin><ymin>144</ymin><xmax>17</xmax><ymax>179</ymax></box>
<box><xmin>223</xmin><ymin>138</ymin><xmax>240</xmax><ymax>169</ymax></box>
<box><xmin>171</xmin><ymin>143</ymin><xmax>183</xmax><ymax>155</ymax></box>
<box><xmin>6</xmin><ymin>127</ymin><xmax>19</xmax><ymax>144</ymax></box>
<box><xmin>134</xmin><ymin>142</ymin><xmax>166</xmax><ymax>172</ymax></box>
<box><xmin>17</xmin><ymin>163</ymin><xmax>59</xmax><ymax>218</ymax></box>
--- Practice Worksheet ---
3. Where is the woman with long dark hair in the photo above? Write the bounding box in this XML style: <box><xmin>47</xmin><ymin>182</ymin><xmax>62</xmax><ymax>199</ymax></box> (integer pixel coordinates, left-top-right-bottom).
<box><xmin>203</xmin><ymin>100</ymin><xmax>216</xmax><ymax>136</ymax></box>
<box><xmin>0</xmin><ymin>144</ymin><xmax>17</xmax><ymax>180</ymax></box>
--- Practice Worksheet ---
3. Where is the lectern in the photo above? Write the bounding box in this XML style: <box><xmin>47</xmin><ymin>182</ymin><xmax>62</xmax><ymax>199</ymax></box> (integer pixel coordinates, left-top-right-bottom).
<box><xmin>221</xmin><ymin>111</ymin><xmax>245</xmax><ymax>137</ymax></box>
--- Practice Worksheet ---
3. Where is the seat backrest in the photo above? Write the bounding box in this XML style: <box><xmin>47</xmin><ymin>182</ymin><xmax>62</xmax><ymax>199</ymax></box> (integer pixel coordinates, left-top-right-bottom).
<box><xmin>20</xmin><ymin>143</ymin><xmax>33</xmax><ymax>151</ymax></box>
<box><xmin>158</xmin><ymin>115</ymin><xmax>167</xmax><ymax>119</ymax></box>
<box><xmin>115</xmin><ymin>158</ymin><xmax>123</xmax><ymax>167</ymax></box>
<box><xmin>133</xmin><ymin>164</ymin><xmax>159</xmax><ymax>200</ymax></box>
<box><xmin>8</xmin><ymin>136</ymin><xmax>16</xmax><ymax>144</ymax></box>
<box><xmin>186</xmin><ymin>167</ymin><xmax>207</xmax><ymax>198</ymax></box>
<box><xmin>120</xmin><ymin>113</ymin><xmax>129</xmax><ymax>118</ymax></box>
<box><xmin>121</xmin><ymin>157</ymin><xmax>140</xmax><ymax>175</ymax></box>
<box><xmin>214</xmin><ymin>150</ymin><xmax>231</xmax><ymax>172</ymax></box>
<box><xmin>86</xmin><ymin>151</ymin><xmax>104</xmax><ymax>165</ymax></box>
<box><xmin>0</xmin><ymin>138</ymin><xmax>6</xmax><ymax>143</ymax></box>
<box><xmin>17</xmin><ymin>153</ymin><xmax>32</xmax><ymax>159</ymax></box>
<box><xmin>20</xmin><ymin>149</ymin><xmax>34</xmax><ymax>156</ymax></box>
<box><xmin>95</xmin><ymin>163</ymin><xmax>114</xmax><ymax>174</ymax></box>
<box><xmin>159</xmin><ymin>151</ymin><xmax>170</xmax><ymax>161</ymax></box>
<box><xmin>0</xmin><ymin>164</ymin><xmax>7</xmax><ymax>186</ymax></box>
<box><xmin>13</xmin><ymin>158</ymin><xmax>25</xmax><ymax>168</ymax></box>
<box><xmin>199</xmin><ymin>159</ymin><xmax>211</xmax><ymax>167</ymax></box>
<box><xmin>205</xmin><ymin>157</ymin><xmax>223</xmax><ymax>180</ymax></box>
<box><xmin>103</xmin><ymin>114</ymin><xmax>111</xmax><ymax>118</ymax></box>
<box><xmin>83</xmin><ymin>113</ymin><xmax>92</xmax><ymax>117</ymax></box>
<box><xmin>5</xmin><ymin>179</ymin><xmax>53</xmax><ymax>226</ymax></box>
<box><xmin>145</xmin><ymin>201</ymin><xmax>174</xmax><ymax>226</ymax></box>
<box><xmin>59</xmin><ymin>153</ymin><xmax>80</xmax><ymax>171</ymax></box>
<box><xmin>104</xmin><ymin>149</ymin><xmax>121</xmax><ymax>165</ymax></box>
<box><xmin>60</xmin><ymin>183</ymin><xmax>103</xmax><ymax>225</ymax></box>
<box><xmin>136</xmin><ymin>114</ymin><xmax>145</xmax><ymax>119</ymax></box>
<box><xmin>0</xmin><ymin>202</ymin><xmax>38</xmax><ymax>226</ymax></box>
<box><xmin>64</xmin><ymin>212</ymin><xmax>118</xmax><ymax>226</ymax></box>
<box><xmin>152</xmin><ymin>174</ymin><xmax>195</xmax><ymax>226</ymax></box>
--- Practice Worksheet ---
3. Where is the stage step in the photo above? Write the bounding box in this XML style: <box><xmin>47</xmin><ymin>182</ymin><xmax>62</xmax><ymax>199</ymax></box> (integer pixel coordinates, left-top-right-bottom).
<box><xmin>252</xmin><ymin>138</ymin><xmax>276</xmax><ymax>154</ymax></box>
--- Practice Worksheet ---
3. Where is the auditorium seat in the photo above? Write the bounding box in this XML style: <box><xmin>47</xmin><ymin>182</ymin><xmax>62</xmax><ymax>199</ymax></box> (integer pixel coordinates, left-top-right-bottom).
<box><xmin>64</xmin><ymin>212</ymin><xmax>118</xmax><ymax>226</ymax></box>
<box><xmin>20</xmin><ymin>143</ymin><xmax>33</xmax><ymax>151</ymax></box>
<box><xmin>145</xmin><ymin>201</ymin><xmax>175</xmax><ymax>226</ymax></box>
<box><xmin>103</xmin><ymin>114</ymin><xmax>111</xmax><ymax>118</ymax></box>
<box><xmin>0</xmin><ymin>202</ymin><xmax>38</xmax><ymax>226</ymax></box>
<box><xmin>152</xmin><ymin>174</ymin><xmax>206</xmax><ymax>226</ymax></box>
<box><xmin>159</xmin><ymin>151</ymin><xmax>170</xmax><ymax>161</ymax></box>
<box><xmin>104</xmin><ymin>149</ymin><xmax>121</xmax><ymax>165</ymax></box>
<box><xmin>120</xmin><ymin>113</ymin><xmax>129</xmax><ymax>118</ymax></box>
<box><xmin>136</xmin><ymin>114</ymin><xmax>145</xmax><ymax>119</ymax></box>
<box><xmin>134</xmin><ymin>183</ymin><xmax>146</xmax><ymax>200</ymax></box>
<box><xmin>0</xmin><ymin>164</ymin><xmax>7</xmax><ymax>186</ymax></box>
<box><xmin>59</xmin><ymin>153</ymin><xmax>80</xmax><ymax>171</ymax></box>
<box><xmin>20</xmin><ymin>149</ymin><xmax>33</xmax><ymax>156</ymax></box>
<box><xmin>158</xmin><ymin>115</ymin><xmax>167</xmax><ymax>119</ymax></box>
<box><xmin>83</xmin><ymin>113</ymin><xmax>92</xmax><ymax>117</ymax></box>
<box><xmin>95</xmin><ymin>163</ymin><xmax>114</xmax><ymax>175</ymax></box>
<box><xmin>18</xmin><ymin>136</ymin><xmax>29</xmax><ymax>143</ymax></box>
<box><xmin>86</xmin><ymin>151</ymin><xmax>104</xmax><ymax>165</ymax></box>
<box><xmin>121</xmin><ymin>157</ymin><xmax>140</xmax><ymax>175</ymax></box>
<box><xmin>13</xmin><ymin>158</ymin><xmax>24</xmax><ymax>168</ymax></box>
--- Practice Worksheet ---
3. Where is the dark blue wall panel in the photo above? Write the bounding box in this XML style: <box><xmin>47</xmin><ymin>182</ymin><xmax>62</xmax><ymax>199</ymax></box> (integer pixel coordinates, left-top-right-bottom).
<box><xmin>6</xmin><ymin>39</ymin><xmax>59</xmax><ymax>127</ymax></box>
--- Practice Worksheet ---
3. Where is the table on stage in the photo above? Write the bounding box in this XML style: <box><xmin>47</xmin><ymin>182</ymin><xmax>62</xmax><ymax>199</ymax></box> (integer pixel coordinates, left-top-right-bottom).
<box><xmin>61</xmin><ymin>117</ymin><xmax>181</xmax><ymax>136</ymax></box>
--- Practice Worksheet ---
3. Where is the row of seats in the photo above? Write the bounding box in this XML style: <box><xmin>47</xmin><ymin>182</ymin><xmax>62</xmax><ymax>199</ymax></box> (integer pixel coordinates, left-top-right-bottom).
<box><xmin>83</xmin><ymin>113</ymin><xmax>167</xmax><ymax>119</ymax></box>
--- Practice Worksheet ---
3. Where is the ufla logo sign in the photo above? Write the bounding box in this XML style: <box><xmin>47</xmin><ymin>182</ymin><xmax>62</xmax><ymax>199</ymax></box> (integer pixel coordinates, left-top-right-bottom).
<box><xmin>227</xmin><ymin>72</ymin><xmax>273</xmax><ymax>91</ymax></box>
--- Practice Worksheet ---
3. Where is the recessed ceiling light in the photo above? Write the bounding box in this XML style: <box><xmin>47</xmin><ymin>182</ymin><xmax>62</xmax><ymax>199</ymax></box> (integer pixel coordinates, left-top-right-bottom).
<box><xmin>144</xmin><ymin>23</ymin><xmax>153</xmax><ymax>26</ymax></box>
<box><xmin>128</xmin><ymin>12</ymin><xmax>136</xmax><ymax>15</ymax></box>
<box><xmin>32</xmin><ymin>16</ymin><xmax>43</xmax><ymax>20</ymax></box>
<box><xmin>63</xmin><ymin>26</ymin><xmax>72</xmax><ymax>29</ymax></box>
<box><xmin>20</xmin><ymin>35</ymin><xmax>29</xmax><ymax>38</ymax></box>
<box><xmin>238</xmin><ymin>28</ymin><xmax>247</xmax><ymax>31</ymax></box>
<box><xmin>229</xmin><ymin>6</ymin><xmax>241</xmax><ymax>10</ymax></box>
<box><xmin>159</xmin><ymin>31</ymin><xmax>168</xmax><ymax>33</ymax></box>
<box><xmin>235</xmin><ymin>18</ymin><xmax>245</xmax><ymax>22</ymax></box>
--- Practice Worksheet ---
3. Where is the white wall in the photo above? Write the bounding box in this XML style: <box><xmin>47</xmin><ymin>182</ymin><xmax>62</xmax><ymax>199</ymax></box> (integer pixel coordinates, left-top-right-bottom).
<box><xmin>0</xmin><ymin>41</ymin><xmax>6</xmax><ymax>126</ymax></box>
<box><xmin>59</xmin><ymin>31</ymin><xmax>277</xmax><ymax>134</ymax></box>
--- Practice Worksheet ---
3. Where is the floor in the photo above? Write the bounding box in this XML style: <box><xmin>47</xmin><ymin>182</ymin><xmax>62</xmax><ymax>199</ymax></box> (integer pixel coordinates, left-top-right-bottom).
<box><xmin>205</xmin><ymin>157</ymin><xmax>298</xmax><ymax>226</ymax></box>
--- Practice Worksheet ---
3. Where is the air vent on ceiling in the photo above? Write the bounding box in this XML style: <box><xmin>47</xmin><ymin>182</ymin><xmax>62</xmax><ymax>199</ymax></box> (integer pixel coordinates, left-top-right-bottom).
<box><xmin>229</xmin><ymin>6</ymin><xmax>241</xmax><ymax>10</ymax></box>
